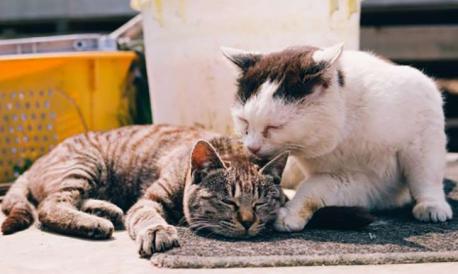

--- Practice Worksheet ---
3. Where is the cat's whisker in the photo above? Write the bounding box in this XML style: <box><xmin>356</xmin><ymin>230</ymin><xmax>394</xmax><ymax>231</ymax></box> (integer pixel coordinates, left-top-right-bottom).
<box><xmin>189</xmin><ymin>222</ymin><xmax>223</xmax><ymax>237</ymax></box>
<box><xmin>251</xmin><ymin>223</ymin><xmax>265</xmax><ymax>234</ymax></box>
<box><xmin>177</xmin><ymin>216</ymin><xmax>188</xmax><ymax>226</ymax></box>
<box><xmin>189</xmin><ymin>218</ymin><xmax>215</xmax><ymax>226</ymax></box>
<box><xmin>218</xmin><ymin>220</ymin><xmax>237</xmax><ymax>228</ymax></box>
<box><xmin>285</xmin><ymin>143</ymin><xmax>308</xmax><ymax>151</ymax></box>
<box><xmin>189</xmin><ymin>220</ymin><xmax>219</xmax><ymax>230</ymax></box>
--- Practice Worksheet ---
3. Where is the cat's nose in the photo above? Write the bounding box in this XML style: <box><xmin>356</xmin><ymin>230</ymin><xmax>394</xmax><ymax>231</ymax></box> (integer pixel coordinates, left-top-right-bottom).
<box><xmin>247</xmin><ymin>145</ymin><xmax>261</xmax><ymax>155</ymax></box>
<box><xmin>241</xmin><ymin>220</ymin><xmax>254</xmax><ymax>230</ymax></box>
<box><xmin>238</xmin><ymin>209</ymin><xmax>254</xmax><ymax>230</ymax></box>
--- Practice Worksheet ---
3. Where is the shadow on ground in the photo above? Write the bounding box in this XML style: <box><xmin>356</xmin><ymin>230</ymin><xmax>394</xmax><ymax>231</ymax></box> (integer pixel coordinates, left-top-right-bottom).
<box><xmin>160</xmin><ymin>179</ymin><xmax>458</xmax><ymax>260</ymax></box>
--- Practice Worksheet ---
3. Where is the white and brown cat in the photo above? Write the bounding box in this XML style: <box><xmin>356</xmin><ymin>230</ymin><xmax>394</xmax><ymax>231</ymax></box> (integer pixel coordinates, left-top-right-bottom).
<box><xmin>222</xmin><ymin>43</ymin><xmax>453</xmax><ymax>232</ymax></box>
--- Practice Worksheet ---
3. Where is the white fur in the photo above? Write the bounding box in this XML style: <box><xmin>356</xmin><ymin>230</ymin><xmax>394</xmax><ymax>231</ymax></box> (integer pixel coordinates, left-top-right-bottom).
<box><xmin>231</xmin><ymin>48</ymin><xmax>453</xmax><ymax>231</ymax></box>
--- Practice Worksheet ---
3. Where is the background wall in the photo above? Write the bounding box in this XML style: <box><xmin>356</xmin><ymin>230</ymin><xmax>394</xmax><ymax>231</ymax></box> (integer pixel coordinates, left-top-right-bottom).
<box><xmin>1</xmin><ymin>0</ymin><xmax>458</xmax><ymax>148</ymax></box>
<box><xmin>0</xmin><ymin>0</ymin><xmax>135</xmax><ymax>37</ymax></box>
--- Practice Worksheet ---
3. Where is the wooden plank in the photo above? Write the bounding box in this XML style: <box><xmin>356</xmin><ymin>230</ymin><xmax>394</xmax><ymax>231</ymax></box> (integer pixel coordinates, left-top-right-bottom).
<box><xmin>362</xmin><ymin>0</ymin><xmax>458</xmax><ymax>12</ymax></box>
<box><xmin>438</xmin><ymin>79</ymin><xmax>458</xmax><ymax>94</ymax></box>
<box><xmin>361</xmin><ymin>26</ymin><xmax>458</xmax><ymax>61</ymax></box>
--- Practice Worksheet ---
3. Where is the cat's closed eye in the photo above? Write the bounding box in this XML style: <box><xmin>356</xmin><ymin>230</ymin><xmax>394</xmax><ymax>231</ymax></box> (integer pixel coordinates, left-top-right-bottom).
<box><xmin>200</xmin><ymin>195</ymin><xmax>216</xmax><ymax>200</ymax></box>
<box><xmin>221</xmin><ymin>198</ymin><xmax>239</xmax><ymax>209</ymax></box>
<box><xmin>238</xmin><ymin>117</ymin><xmax>249</xmax><ymax>135</ymax></box>
<box><xmin>262</xmin><ymin>125</ymin><xmax>283</xmax><ymax>138</ymax></box>
<box><xmin>253</xmin><ymin>201</ymin><xmax>267</xmax><ymax>210</ymax></box>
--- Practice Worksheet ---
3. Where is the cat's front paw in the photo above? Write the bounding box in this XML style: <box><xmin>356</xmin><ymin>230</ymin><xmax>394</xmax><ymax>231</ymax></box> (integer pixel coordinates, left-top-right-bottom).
<box><xmin>274</xmin><ymin>207</ymin><xmax>308</xmax><ymax>232</ymax></box>
<box><xmin>81</xmin><ymin>200</ymin><xmax>125</xmax><ymax>229</ymax></box>
<box><xmin>66</xmin><ymin>216</ymin><xmax>114</xmax><ymax>239</ymax></box>
<box><xmin>413</xmin><ymin>200</ymin><xmax>453</xmax><ymax>222</ymax></box>
<box><xmin>136</xmin><ymin>224</ymin><xmax>180</xmax><ymax>258</ymax></box>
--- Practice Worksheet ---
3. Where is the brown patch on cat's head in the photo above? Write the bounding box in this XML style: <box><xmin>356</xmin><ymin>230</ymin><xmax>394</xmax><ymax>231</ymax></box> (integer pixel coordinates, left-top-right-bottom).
<box><xmin>222</xmin><ymin>44</ymin><xmax>344</xmax><ymax>104</ymax></box>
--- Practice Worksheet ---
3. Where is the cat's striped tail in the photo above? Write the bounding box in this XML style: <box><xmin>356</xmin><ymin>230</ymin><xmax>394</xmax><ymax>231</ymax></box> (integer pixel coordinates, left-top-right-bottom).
<box><xmin>1</xmin><ymin>175</ymin><xmax>35</xmax><ymax>235</ymax></box>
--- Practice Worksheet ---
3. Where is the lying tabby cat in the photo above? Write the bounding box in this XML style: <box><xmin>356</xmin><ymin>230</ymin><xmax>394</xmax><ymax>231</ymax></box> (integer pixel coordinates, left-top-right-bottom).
<box><xmin>2</xmin><ymin>124</ymin><xmax>372</xmax><ymax>257</ymax></box>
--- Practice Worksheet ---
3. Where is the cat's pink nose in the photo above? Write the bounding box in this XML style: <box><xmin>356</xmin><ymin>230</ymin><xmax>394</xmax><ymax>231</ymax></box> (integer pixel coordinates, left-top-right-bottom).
<box><xmin>247</xmin><ymin>145</ymin><xmax>261</xmax><ymax>155</ymax></box>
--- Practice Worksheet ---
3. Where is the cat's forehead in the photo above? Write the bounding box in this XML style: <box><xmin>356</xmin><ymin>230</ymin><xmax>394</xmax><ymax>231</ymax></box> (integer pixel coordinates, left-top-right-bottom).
<box><xmin>200</xmin><ymin>162</ymin><xmax>262</xmax><ymax>196</ymax></box>
<box><xmin>224</xmin><ymin>158</ymin><xmax>263</xmax><ymax>179</ymax></box>
<box><xmin>227</xmin><ymin>159</ymin><xmax>260</xmax><ymax>176</ymax></box>
<box><xmin>252</xmin><ymin>46</ymin><xmax>318</xmax><ymax>77</ymax></box>
<box><xmin>227</xmin><ymin>164</ymin><xmax>264</xmax><ymax>195</ymax></box>
<box><xmin>233</xmin><ymin>80</ymin><xmax>298</xmax><ymax>128</ymax></box>
<box><xmin>235</xmin><ymin>46</ymin><xmax>327</xmax><ymax>105</ymax></box>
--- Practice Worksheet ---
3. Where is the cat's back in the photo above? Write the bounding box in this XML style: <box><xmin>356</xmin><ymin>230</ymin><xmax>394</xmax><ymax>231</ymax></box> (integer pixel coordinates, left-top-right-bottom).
<box><xmin>339</xmin><ymin>50</ymin><xmax>443</xmax><ymax>140</ymax></box>
<box><xmin>61</xmin><ymin>124</ymin><xmax>219</xmax><ymax>175</ymax></box>
<box><xmin>97</xmin><ymin>124</ymin><xmax>217</xmax><ymax>157</ymax></box>
<box><xmin>31</xmin><ymin>124</ymin><xmax>214</xmax><ymax>166</ymax></box>
<box><xmin>23</xmin><ymin>124</ymin><xmax>218</xmax><ymax>202</ymax></box>
<box><xmin>340</xmin><ymin>50</ymin><xmax>440</xmax><ymax>103</ymax></box>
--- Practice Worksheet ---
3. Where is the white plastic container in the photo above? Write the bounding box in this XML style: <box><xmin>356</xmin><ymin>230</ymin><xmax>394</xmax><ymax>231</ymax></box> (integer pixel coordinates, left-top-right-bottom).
<box><xmin>132</xmin><ymin>0</ymin><xmax>361</xmax><ymax>134</ymax></box>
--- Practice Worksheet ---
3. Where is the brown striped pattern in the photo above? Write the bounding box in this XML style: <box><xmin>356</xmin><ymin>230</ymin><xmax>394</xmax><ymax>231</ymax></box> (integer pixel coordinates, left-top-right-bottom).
<box><xmin>1</xmin><ymin>124</ymin><xmax>288</xmax><ymax>256</ymax></box>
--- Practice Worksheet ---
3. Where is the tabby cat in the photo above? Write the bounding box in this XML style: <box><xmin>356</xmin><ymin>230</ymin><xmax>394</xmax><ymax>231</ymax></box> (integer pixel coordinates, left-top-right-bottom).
<box><xmin>2</xmin><ymin>124</ymin><xmax>372</xmax><ymax>257</ymax></box>
<box><xmin>1</xmin><ymin>124</ymin><xmax>288</xmax><ymax>256</ymax></box>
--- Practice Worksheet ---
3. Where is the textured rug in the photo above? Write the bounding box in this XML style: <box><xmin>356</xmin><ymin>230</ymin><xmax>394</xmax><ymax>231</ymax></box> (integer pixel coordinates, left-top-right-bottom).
<box><xmin>151</xmin><ymin>180</ymin><xmax>458</xmax><ymax>268</ymax></box>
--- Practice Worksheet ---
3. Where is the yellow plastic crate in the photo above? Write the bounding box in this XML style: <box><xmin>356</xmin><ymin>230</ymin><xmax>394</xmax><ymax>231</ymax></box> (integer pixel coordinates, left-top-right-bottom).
<box><xmin>0</xmin><ymin>51</ymin><xmax>135</xmax><ymax>182</ymax></box>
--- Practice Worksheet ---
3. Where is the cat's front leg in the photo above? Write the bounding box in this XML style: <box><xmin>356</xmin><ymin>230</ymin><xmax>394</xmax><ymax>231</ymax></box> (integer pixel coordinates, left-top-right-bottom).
<box><xmin>135</xmin><ymin>223</ymin><xmax>179</xmax><ymax>257</ymax></box>
<box><xmin>126</xmin><ymin>199</ymin><xmax>180</xmax><ymax>257</ymax></box>
<box><xmin>274</xmin><ymin>174</ymin><xmax>346</xmax><ymax>232</ymax></box>
<box><xmin>274</xmin><ymin>199</ymin><xmax>321</xmax><ymax>232</ymax></box>
<box><xmin>81</xmin><ymin>199</ymin><xmax>124</xmax><ymax>229</ymax></box>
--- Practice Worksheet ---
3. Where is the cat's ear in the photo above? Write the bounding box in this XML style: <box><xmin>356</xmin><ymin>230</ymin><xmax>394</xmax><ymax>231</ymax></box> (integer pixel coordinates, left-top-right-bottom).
<box><xmin>221</xmin><ymin>47</ymin><xmax>261</xmax><ymax>72</ymax></box>
<box><xmin>191</xmin><ymin>140</ymin><xmax>226</xmax><ymax>174</ymax></box>
<box><xmin>259</xmin><ymin>152</ymin><xmax>289</xmax><ymax>184</ymax></box>
<box><xmin>312</xmin><ymin>42</ymin><xmax>344</xmax><ymax>69</ymax></box>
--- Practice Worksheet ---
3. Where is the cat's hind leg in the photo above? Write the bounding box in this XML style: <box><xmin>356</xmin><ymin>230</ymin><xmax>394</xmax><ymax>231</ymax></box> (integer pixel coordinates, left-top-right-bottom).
<box><xmin>80</xmin><ymin>199</ymin><xmax>124</xmax><ymax>229</ymax></box>
<box><xmin>399</xmin><ymin>129</ymin><xmax>452</xmax><ymax>222</ymax></box>
<box><xmin>37</xmin><ymin>179</ymin><xmax>114</xmax><ymax>239</ymax></box>
<box><xmin>1</xmin><ymin>175</ymin><xmax>35</xmax><ymax>235</ymax></box>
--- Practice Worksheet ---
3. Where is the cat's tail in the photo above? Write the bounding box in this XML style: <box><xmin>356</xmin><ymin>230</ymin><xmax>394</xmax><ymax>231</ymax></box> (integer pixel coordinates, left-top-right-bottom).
<box><xmin>307</xmin><ymin>206</ymin><xmax>375</xmax><ymax>230</ymax></box>
<box><xmin>1</xmin><ymin>175</ymin><xmax>35</xmax><ymax>235</ymax></box>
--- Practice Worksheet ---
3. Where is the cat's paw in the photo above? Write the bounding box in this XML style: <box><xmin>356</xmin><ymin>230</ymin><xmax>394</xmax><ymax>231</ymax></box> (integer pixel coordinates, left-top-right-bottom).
<box><xmin>76</xmin><ymin>217</ymin><xmax>114</xmax><ymax>239</ymax></box>
<box><xmin>136</xmin><ymin>224</ymin><xmax>180</xmax><ymax>258</ymax></box>
<box><xmin>413</xmin><ymin>200</ymin><xmax>453</xmax><ymax>222</ymax></box>
<box><xmin>81</xmin><ymin>199</ymin><xmax>125</xmax><ymax>229</ymax></box>
<box><xmin>274</xmin><ymin>207</ymin><xmax>308</xmax><ymax>232</ymax></box>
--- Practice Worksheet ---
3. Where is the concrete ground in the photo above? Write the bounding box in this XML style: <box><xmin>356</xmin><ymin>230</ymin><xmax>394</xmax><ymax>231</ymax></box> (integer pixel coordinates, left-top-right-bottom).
<box><xmin>0</xmin><ymin>220</ymin><xmax>457</xmax><ymax>274</ymax></box>
<box><xmin>2</xmin><ymin>156</ymin><xmax>458</xmax><ymax>273</ymax></box>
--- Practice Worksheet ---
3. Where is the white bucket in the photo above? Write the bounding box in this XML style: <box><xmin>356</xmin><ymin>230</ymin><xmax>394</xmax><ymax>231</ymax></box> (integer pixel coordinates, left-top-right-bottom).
<box><xmin>132</xmin><ymin>0</ymin><xmax>361</xmax><ymax>134</ymax></box>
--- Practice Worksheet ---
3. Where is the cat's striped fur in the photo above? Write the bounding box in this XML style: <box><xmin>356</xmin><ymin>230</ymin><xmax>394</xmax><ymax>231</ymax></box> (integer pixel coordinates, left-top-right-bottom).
<box><xmin>2</xmin><ymin>124</ymin><xmax>373</xmax><ymax>257</ymax></box>
<box><xmin>1</xmin><ymin>124</ymin><xmax>292</xmax><ymax>256</ymax></box>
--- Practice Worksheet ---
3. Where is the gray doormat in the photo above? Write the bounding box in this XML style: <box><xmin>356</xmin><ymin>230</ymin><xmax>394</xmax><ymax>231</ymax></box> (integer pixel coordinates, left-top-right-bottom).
<box><xmin>151</xmin><ymin>180</ymin><xmax>458</xmax><ymax>268</ymax></box>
